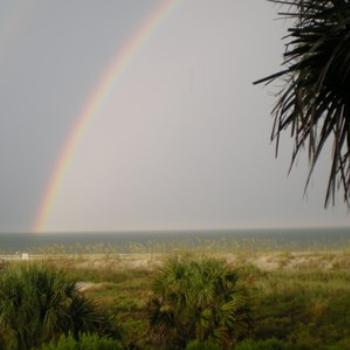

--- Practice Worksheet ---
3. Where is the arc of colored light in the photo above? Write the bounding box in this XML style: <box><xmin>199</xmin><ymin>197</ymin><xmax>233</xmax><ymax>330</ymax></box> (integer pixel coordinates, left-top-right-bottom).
<box><xmin>33</xmin><ymin>0</ymin><xmax>179</xmax><ymax>233</ymax></box>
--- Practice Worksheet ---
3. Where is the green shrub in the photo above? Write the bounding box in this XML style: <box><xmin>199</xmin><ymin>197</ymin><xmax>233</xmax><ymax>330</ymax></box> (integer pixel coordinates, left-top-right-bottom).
<box><xmin>38</xmin><ymin>333</ymin><xmax>122</xmax><ymax>350</ymax></box>
<box><xmin>324</xmin><ymin>339</ymin><xmax>350</xmax><ymax>350</ymax></box>
<box><xmin>233</xmin><ymin>338</ymin><xmax>315</xmax><ymax>350</ymax></box>
<box><xmin>234</xmin><ymin>339</ymin><xmax>286</xmax><ymax>350</ymax></box>
<box><xmin>0</xmin><ymin>264</ymin><xmax>114</xmax><ymax>350</ymax></box>
<box><xmin>38</xmin><ymin>334</ymin><xmax>77</xmax><ymax>350</ymax></box>
<box><xmin>185</xmin><ymin>340</ymin><xmax>223</xmax><ymax>350</ymax></box>
<box><xmin>234</xmin><ymin>339</ymin><xmax>287</xmax><ymax>350</ymax></box>
<box><xmin>147</xmin><ymin>257</ymin><xmax>252</xmax><ymax>349</ymax></box>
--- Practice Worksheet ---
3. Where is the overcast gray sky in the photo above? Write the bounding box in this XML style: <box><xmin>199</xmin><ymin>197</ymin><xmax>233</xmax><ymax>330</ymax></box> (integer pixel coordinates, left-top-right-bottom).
<box><xmin>0</xmin><ymin>0</ymin><xmax>349</xmax><ymax>233</ymax></box>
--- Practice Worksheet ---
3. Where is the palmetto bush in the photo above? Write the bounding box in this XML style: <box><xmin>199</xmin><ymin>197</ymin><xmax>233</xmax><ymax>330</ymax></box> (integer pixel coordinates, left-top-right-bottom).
<box><xmin>0</xmin><ymin>264</ymin><xmax>112</xmax><ymax>350</ymax></box>
<box><xmin>147</xmin><ymin>257</ymin><xmax>252</xmax><ymax>349</ymax></box>
<box><xmin>255</xmin><ymin>0</ymin><xmax>350</xmax><ymax>205</ymax></box>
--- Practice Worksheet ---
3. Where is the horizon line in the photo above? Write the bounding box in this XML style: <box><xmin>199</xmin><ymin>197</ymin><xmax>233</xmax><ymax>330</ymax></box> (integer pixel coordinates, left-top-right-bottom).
<box><xmin>1</xmin><ymin>225</ymin><xmax>349</xmax><ymax>235</ymax></box>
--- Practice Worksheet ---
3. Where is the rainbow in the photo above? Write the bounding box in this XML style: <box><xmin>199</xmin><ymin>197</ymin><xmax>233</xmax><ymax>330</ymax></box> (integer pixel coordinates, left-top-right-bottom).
<box><xmin>33</xmin><ymin>0</ymin><xmax>179</xmax><ymax>233</ymax></box>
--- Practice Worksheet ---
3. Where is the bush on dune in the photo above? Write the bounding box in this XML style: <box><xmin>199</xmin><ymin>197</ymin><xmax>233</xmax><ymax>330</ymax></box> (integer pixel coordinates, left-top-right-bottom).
<box><xmin>185</xmin><ymin>340</ymin><xmax>223</xmax><ymax>350</ymax></box>
<box><xmin>147</xmin><ymin>257</ymin><xmax>252</xmax><ymax>349</ymax></box>
<box><xmin>233</xmin><ymin>338</ymin><xmax>349</xmax><ymax>350</ymax></box>
<box><xmin>234</xmin><ymin>338</ymin><xmax>301</xmax><ymax>350</ymax></box>
<box><xmin>37</xmin><ymin>333</ymin><xmax>122</xmax><ymax>350</ymax></box>
<box><xmin>0</xmin><ymin>264</ymin><xmax>116</xmax><ymax>350</ymax></box>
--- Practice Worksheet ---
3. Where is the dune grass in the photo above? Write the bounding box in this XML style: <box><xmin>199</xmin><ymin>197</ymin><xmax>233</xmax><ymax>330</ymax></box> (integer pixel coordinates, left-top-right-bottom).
<box><xmin>2</xmin><ymin>251</ymin><xmax>350</xmax><ymax>349</ymax></box>
<box><xmin>40</xmin><ymin>251</ymin><xmax>350</xmax><ymax>349</ymax></box>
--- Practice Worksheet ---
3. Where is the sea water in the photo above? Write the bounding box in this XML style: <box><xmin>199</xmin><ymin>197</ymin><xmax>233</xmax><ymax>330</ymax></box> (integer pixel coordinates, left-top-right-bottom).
<box><xmin>0</xmin><ymin>227</ymin><xmax>349</xmax><ymax>254</ymax></box>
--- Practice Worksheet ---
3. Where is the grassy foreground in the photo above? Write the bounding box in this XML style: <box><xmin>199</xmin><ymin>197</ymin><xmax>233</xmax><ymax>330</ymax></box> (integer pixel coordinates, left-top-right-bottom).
<box><xmin>1</xmin><ymin>251</ymin><xmax>350</xmax><ymax>349</ymax></box>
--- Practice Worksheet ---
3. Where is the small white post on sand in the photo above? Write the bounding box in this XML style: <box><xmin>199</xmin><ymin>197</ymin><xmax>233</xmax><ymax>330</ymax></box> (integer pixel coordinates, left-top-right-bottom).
<box><xmin>21</xmin><ymin>253</ymin><xmax>29</xmax><ymax>260</ymax></box>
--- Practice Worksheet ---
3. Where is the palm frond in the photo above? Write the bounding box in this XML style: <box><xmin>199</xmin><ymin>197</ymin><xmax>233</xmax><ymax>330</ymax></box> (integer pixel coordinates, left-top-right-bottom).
<box><xmin>255</xmin><ymin>0</ymin><xmax>350</xmax><ymax>206</ymax></box>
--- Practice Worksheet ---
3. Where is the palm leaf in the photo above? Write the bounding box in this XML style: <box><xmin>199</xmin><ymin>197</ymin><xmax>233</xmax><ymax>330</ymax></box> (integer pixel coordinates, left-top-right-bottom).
<box><xmin>255</xmin><ymin>0</ymin><xmax>350</xmax><ymax>206</ymax></box>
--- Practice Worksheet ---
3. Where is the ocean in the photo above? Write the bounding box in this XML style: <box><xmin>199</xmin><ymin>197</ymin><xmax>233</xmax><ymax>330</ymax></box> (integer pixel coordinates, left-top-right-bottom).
<box><xmin>0</xmin><ymin>227</ymin><xmax>349</xmax><ymax>254</ymax></box>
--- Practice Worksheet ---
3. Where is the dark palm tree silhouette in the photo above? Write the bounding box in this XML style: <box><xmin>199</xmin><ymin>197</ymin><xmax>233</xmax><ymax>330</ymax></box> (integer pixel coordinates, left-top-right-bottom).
<box><xmin>254</xmin><ymin>0</ymin><xmax>350</xmax><ymax>206</ymax></box>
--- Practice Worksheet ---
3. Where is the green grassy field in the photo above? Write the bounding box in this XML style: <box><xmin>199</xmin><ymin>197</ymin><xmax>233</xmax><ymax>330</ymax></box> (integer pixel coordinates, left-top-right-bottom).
<box><xmin>2</xmin><ymin>251</ymin><xmax>350</xmax><ymax>349</ymax></box>
<box><xmin>44</xmin><ymin>251</ymin><xmax>350</xmax><ymax>349</ymax></box>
